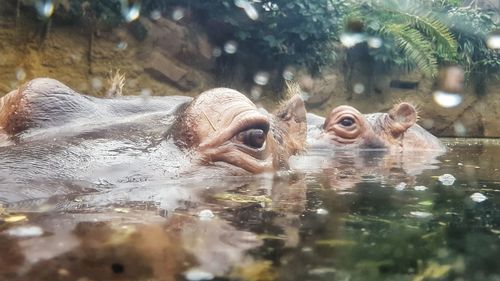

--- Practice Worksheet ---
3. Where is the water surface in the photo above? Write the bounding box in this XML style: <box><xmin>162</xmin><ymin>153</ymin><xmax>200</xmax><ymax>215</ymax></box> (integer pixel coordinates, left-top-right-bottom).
<box><xmin>1</xmin><ymin>139</ymin><xmax>499</xmax><ymax>281</ymax></box>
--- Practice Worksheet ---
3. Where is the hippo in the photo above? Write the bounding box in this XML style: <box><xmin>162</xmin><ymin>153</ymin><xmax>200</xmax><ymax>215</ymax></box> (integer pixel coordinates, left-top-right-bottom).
<box><xmin>0</xmin><ymin>78</ymin><xmax>306</xmax><ymax>202</ymax></box>
<box><xmin>307</xmin><ymin>102</ymin><xmax>446</xmax><ymax>151</ymax></box>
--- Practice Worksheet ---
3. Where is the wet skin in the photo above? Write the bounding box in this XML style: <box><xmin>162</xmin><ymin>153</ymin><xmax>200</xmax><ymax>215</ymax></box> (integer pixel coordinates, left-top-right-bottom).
<box><xmin>0</xmin><ymin>78</ymin><xmax>306</xmax><ymax>202</ymax></box>
<box><xmin>307</xmin><ymin>102</ymin><xmax>446</xmax><ymax>151</ymax></box>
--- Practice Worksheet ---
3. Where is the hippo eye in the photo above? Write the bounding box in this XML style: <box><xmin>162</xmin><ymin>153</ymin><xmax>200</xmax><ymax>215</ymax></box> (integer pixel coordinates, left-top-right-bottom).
<box><xmin>339</xmin><ymin>117</ymin><xmax>355</xmax><ymax>127</ymax></box>
<box><xmin>236</xmin><ymin>128</ymin><xmax>267</xmax><ymax>149</ymax></box>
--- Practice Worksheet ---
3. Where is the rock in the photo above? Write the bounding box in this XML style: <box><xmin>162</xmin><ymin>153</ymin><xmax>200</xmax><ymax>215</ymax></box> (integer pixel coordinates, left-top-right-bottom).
<box><xmin>142</xmin><ymin>18</ymin><xmax>186</xmax><ymax>57</ymax></box>
<box><xmin>305</xmin><ymin>73</ymin><xmax>337</xmax><ymax>108</ymax></box>
<box><xmin>143</xmin><ymin>51</ymin><xmax>198</xmax><ymax>91</ymax></box>
<box><xmin>474</xmin><ymin>91</ymin><xmax>500</xmax><ymax>137</ymax></box>
<box><xmin>140</xmin><ymin>18</ymin><xmax>214</xmax><ymax>71</ymax></box>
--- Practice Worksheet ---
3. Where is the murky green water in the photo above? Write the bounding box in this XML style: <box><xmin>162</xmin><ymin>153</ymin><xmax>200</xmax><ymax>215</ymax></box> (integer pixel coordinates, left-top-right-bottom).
<box><xmin>1</xmin><ymin>139</ymin><xmax>499</xmax><ymax>281</ymax></box>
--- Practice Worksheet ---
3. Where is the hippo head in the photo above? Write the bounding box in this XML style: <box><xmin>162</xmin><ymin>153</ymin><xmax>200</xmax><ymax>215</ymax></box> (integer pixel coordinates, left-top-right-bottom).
<box><xmin>320</xmin><ymin>102</ymin><xmax>444</xmax><ymax>151</ymax></box>
<box><xmin>320</xmin><ymin>105</ymin><xmax>386</xmax><ymax>148</ymax></box>
<box><xmin>171</xmin><ymin>88</ymin><xmax>307</xmax><ymax>174</ymax></box>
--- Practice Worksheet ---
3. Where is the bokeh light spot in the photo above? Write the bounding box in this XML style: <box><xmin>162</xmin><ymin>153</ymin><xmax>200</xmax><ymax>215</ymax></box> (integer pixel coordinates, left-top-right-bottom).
<box><xmin>353</xmin><ymin>83</ymin><xmax>365</xmax><ymax>94</ymax></box>
<box><xmin>235</xmin><ymin>0</ymin><xmax>259</xmax><ymax>20</ymax></box>
<box><xmin>223</xmin><ymin>41</ymin><xmax>238</xmax><ymax>54</ymax></box>
<box><xmin>340</xmin><ymin>33</ymin><xmax>365</xmax><ymax>48</ymax></box>
<box><xmin>172</xmin><ymin>7</ymin><xmax>185</xmax><ymax>21</ymax></box>
<box><xmin>35</xmin><ymin>0</ymin><xmax>54</xmax><ymax>18</ymax></box>
<box><xmin>254</xmin><ymin>71</ymin><xmax>269</xmax><ymax>86</ymax></box>
<box><xmin>453</xmin><ymin>121</ymin><xmax>467</xmax><ymax>136</ymax></box>
<box><xmin>150</xmin><ymin>10</ymin><xmax>162</xmax><ymax>21</ymax></box>
<box><xmin>15</xmin><ymin>68</ymin><xmax>26</xmax><ymax>81</ymax></box>
<box><xmin>120</xmin><ymin>0</ymin><xmax>141</xmax><ymax>22</ymax></box>
<box><xmin>433</xmin><ymin>91</ymin><xmax>463</xmax><ymax>108</ymax></box>
<box><xmin>486</xmin><ymin>34</ymin><xmax>500</xmax><ymax>49</ymax></box>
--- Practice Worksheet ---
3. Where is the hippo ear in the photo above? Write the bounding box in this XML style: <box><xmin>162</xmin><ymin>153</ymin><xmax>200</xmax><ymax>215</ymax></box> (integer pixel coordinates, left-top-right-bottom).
<box><xmin>273</xmin><ymin>95</ymin><xmax>307</xmax><ymax>153</ymax></box>
<box><xmin>388</xmin><ymin>102</ymin><xmax>417</xmax><ymax>137</ymax></box>
<box><xmin>275</xmin><ymin>95</ymin><xmax>307</xmax><ymax>124</ymax></box>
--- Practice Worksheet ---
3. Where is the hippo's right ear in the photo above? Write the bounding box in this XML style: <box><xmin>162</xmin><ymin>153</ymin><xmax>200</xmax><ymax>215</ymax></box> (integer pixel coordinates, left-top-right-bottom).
<box><xmin>388</xmin><ymin>102</ymin><xmax>417</xmax><ymax>137</ymax></box>
<box><xmin>273</xmin><ymin>95</ymin><xmax>307</xmax><ymax>153</ymax></box>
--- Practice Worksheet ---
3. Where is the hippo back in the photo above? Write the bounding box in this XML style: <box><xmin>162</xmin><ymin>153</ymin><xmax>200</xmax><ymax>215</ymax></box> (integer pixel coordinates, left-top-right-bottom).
<box><xmin>0</xmin><ymin>78</ymin><xmax>193</xmax><ymax>138</ymax></box>
<box><xmin>0</xmin><ymin>78</ymin><xmax>194</xmax><ymax>203</ymax></box>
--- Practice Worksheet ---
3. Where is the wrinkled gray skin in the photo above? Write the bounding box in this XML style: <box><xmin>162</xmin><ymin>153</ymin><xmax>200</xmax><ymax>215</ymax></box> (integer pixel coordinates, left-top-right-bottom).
<box><xmin>0</xmin><ymin>79</ymin><xmax>191</xmax><ymax>202</ymax></box>
<box><xmin>307</xmin><ymin>102</ymin><xmax>446</xmax><ymax>151</ymax></box>
<box><xmin>0</xmin><ymin>78</ymin><xmax>306</xmax><ymax>203</ymax></box>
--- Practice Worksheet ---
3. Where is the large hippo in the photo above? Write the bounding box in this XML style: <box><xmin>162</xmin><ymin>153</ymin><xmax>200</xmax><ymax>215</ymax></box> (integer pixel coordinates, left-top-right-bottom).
<box><xmin>307</xmin><ymin>102</ymin><xmax>446</xmax><ymax>151</ymax></box>
<box><xmin>0</xmin><ymin>78</ymin><xmax>306</xmax><ymax>202</ymax></box>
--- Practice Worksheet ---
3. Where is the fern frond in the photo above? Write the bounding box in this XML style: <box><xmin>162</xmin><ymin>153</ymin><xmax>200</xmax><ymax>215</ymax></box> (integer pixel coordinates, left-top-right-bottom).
<box><xmin>385</xmin><ymin>24</ymin><xmax>438</xmax><ymax>77</ymax></box>
<box><xmin>380</xmin><ymin>5</ymin><xmax>458</xmax><ymax>60</ymax></box>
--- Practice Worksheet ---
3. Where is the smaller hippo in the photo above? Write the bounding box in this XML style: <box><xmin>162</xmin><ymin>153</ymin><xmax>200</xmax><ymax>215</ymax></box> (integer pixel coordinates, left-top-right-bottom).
<box><xmin>307</xmin><ymin>102</ymin><xmax>446</xmax><ymax>151</ymax></box>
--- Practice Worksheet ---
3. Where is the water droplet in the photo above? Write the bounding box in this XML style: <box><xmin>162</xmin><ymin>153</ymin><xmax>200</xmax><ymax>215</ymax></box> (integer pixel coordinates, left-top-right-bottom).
<box><xmin>367</xmin><ymin>37</ymin><xmax>382</xmax><ymax>48</ymax></box>
<box><xmin>282</xmin><ymin>68</ymin><xmax>294</xmax><ymax>80</ymax></box>
<box><xmin>70</xmin><ymin>53</ymin><xmax>82</xmax><ymax>63</ymax></box>
<box><xmin>410</xmin><ymin>211</ymin><xmax>433</xmax><ymax>218</ymax></box>
<box><xmin>251</xmin><ymin>86</ymin><xmax>262</xmax><ymax>100</ymax></box>
<box><xmin>486</xmin><ymin>34</ymin><xmax>500</xmax><ymax>49</ymax></box>
<box><xmin>58</xmin><ymin>268</ymin><xmax>70</xmax><ymax>276</ymax></box>
<box><xmin>91</xmin><ymin>77</ymin><xmax>103</xmax><ymax>91</ymax></box>
<box><xmin>172</xmin><ymin>7</ymin><xmax>185</xmax><ymax>21</ymax></box>
<box><xmin>316</xmin><ymin>208</ymin><xmax>329</xmax><ymax>215</ymax></box>
<box><xmin>395</xmin><ymin>182</ymin><xmax>407</xmax><ymax>191</ymax></box>
<box><xmin>212</xmin><ymin>47</ymin><xmax>222</xmax><ymax>57</ymax></box>
<box><xmin>438</xmin><ymin>173</ymin><xmax>456</xmax><ymax>186</ymax></box>
<box><xmin>4</xmin><ymin>214</ymin><xmax>27</xmax><ymax>223</ymax></box>
<box><xmin>150</xmin><ymin>10</ymin><xmax>162</xmax><ymax>20</ymax></box>
<box><xmin>114</xmin><ymin>208</ymin><xmax>130</xmax><ymax>213</ymax></box>
<box><xmin>120</xmin><ymin>0</ymin><xmax>141</xmax><ymax>22</ymax></box>
<box><xmin>301</xmin><ymin>247</ymin><xmax>313</xmax><ymax>252</ymax></box>
<box><xmin>433</xmin><ymin>91</ymin><xmax>463</xmax><ymax>108</ymax></box>
<box><xmin>340</xmin><ymin>33</ymin><xmax>365</xmax><ymax>48</ymax></box>
<box><xmin>470</xmin><ymin>192</ymin><xmax>487</xmax><ymax>203</ymax></box>
<box><xmin>353</xmin><ymin>83</ymin><xmax>365</xmax><ymax>94</ymax></box>
<box><xmin>6</xmin><ymin>225</ymin><xmax>43</xmax><ymax>237</ymax></box>
<box><xmin>414</xmin><ymin>186</ymin><xmax>428</xmax><ymax>191</ymax></box>
<box><xmin>235</xmin><ymin>0</ymin><xmax>259</xmax><ymax>20</ymax></box>
<box><xmin>421</xmin><ymin>118</ymin><xmax>434</xmax><ymax>129</ymax></box>
<box><xmin>223</xmin><ymin>41</ymin><xmax>238</xmax><ymax>54</ymax></box>
<box><xmin>115</xmin><ymin>41</ymin><xmax>128</xmax><ymax>51</ymax></box>
<box><xmin>453</xmin><ymin>122</ymin><xmax>467</xmax><ymax>136</ymax></box>
<box><xmin>198</xmin><ymin>209</ymin><xmax>215</xmax><ymax>220</ymax></box>
<box><xmin>35</xmin><ymin>0</ymin><xmax>55</xmax><ymax>18</ymax></box>
<box><xmin>309</xmin><ymin>268</ymin><xmax>337</xmax><ymax>275</ymax></box>
<box><xmin>439</xmin><ymin>66</ymin><xmax>464</xmax><ymax>93</ymax></box>
<box><xmin>184</xmin><ymin>268</ymin><xmax>214</xmax><ymax>281</ymax></box>
<box><xmin>15</xmin><ymin>68</ymin><xmax>26</xmax><ymax>81</ymax></box>
<box><xmin>254</xmin><ymin>71</ymin><xmax>269</xmax><ymax>86</ymax></box>
<box><xmin>140</xmin><ymin>88</ymin><xmax>152</xmax><ymax>102</ymax></box>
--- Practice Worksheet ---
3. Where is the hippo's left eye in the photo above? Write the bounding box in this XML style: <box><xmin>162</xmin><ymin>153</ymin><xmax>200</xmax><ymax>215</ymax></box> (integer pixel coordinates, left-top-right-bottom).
<box><xmin>236</xmin><ymin>128</ymin><xmax>267</xmax><ymax>149</ymax></box>
<box><xmin>339</xmin><ymin>117</ymin><xmax>355</xmax><ymax>127</ymax></box>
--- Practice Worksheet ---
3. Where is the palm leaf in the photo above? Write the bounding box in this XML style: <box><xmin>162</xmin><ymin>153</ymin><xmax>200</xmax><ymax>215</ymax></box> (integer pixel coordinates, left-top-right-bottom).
<box><xmin>383</xmin><ymin>23</ymin><xmax>438</xmax><ymax>77</ymax></box>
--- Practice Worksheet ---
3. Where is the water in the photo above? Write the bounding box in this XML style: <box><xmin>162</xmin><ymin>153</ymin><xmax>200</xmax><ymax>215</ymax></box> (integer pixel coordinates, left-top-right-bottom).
<box><xmin>1</xmin><ymin>139</ymin><xmax>499</xmax><ymax>280</ymax></box>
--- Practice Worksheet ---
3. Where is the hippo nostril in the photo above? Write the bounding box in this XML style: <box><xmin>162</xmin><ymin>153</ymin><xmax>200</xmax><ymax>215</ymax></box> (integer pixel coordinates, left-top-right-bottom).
<box><xmin>237</xmin><ymin>128</ymin><xmax>266</xmax><ymax>149</ymax></box>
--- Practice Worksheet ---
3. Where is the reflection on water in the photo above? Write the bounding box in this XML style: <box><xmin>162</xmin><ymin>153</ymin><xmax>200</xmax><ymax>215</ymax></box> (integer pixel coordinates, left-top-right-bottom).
<box><xmin>1</xmin><ymin>139</ymin><xmax>500</xmax><ymax>280</ymax></box>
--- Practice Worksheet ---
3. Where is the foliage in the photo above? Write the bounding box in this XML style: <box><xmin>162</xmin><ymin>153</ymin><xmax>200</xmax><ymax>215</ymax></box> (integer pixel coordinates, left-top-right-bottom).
<box><xmin>350</xmin><ymin>1</ymin><xmax>458</xmax><ymax>77</ymax></box>
<box><xmin>24</xmin><ymin>0</ymin><xmax>498</xmax><ymax>88</ymax></box>
<box><xmin>143</xmin><ymin>0</ymin><xmax>348</xmax><ymax>73</ymax></box>
<box><xmin>58</xmin><ymin>0</ymin><xmax>123</xmax><ymax>27</ymax></box>
<box><xmin>439</xmin><ymin>5</ymin><xmax>500</xmax><ymax>93</ymax></box>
